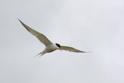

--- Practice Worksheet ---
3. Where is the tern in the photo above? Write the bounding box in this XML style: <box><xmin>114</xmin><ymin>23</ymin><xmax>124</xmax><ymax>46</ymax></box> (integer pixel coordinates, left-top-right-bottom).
<box><xmin>18</xmin><ymin>19</ymin><xmax>87</xmax><ymax>56</ymax></box>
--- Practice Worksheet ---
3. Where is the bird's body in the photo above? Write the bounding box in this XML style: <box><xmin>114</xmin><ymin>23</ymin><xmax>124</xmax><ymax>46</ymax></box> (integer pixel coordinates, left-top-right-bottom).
<box><xmin>45</xmin><ymin>44</ymin><xmax>58</xmax><ymax>53</ymax></box>
<box><xmin>18</xmin><ymin>19</ymin><xmax>87</xmax><ymax>56</ymax></box>
<box><xmin>39</xmin><ymin>44</ymin><xmax>58</xmax><ymax>55</ymax></box>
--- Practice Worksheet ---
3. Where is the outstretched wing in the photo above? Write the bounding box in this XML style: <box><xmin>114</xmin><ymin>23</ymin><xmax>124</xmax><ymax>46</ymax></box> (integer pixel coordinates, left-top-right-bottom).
<box><xmin>59</xmin><ymin>45</ymin><xmax>87</xmax><ymax>53</ymax></box>
<box><xmin>18</xmin><ymin>19</ymin><xmax>53</xmax><ymax>47</ymax></box>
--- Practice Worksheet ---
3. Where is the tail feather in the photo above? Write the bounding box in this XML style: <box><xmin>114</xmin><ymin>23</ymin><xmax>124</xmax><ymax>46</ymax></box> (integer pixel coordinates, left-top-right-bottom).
<box><xmin>35</xmin><ymin>50</ymin><xmax>46</xmax><ymax>57</ymax></box>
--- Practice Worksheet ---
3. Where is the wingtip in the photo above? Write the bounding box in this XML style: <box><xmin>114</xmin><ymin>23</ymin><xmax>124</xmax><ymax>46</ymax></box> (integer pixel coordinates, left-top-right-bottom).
<box><xmin>81</xmin><ymin>51</ymin><xmax>92</xmax><ymax>53</ymax></box>
<box><xmin>17</xmin><ymin>18</ymin><xmax>20</xmax><ymax>21</ymax></box>
<box><xmin>18</xmin><ymin>19</ymin><xmax>28</xmax><ymax>28</ymax></box>
<box><xmin>18</xmin><ymin>18</ymin><xmax>23</xmax><ymax>24</ymax></box>
<box><xmin>18</xmin><ymin>19</ymin><xmax>34</xmax><ymax>34</ymax></box>
<box><xmin>17</xmin><ymin>17</ymin><xmax>20</xmax><ymax>20</ymax></box>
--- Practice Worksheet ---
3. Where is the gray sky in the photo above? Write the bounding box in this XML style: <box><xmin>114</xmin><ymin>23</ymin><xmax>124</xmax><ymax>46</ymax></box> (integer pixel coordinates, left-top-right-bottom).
<box><xmin>0</xmin><ymin>0</ymin><xmax>124</xmax><ymax>83</ymax></box>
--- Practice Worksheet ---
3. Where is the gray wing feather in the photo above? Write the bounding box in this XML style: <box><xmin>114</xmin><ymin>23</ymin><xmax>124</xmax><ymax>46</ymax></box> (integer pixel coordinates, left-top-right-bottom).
<box><xmin>18</xmin><ymin>19</ymin><xmax>53</xmax><ymax>47</ymax></box>
<box><xmin>59</xmin><ymin>46</ymin><xmax>86</xmax><ymax>53</ymax></box>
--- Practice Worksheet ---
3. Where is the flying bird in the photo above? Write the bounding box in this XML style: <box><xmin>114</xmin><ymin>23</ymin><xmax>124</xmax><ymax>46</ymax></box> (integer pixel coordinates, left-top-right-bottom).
<box><xmin>18</xmin><ymin>19</ymin><xmax>87</xmax><ymax>56</ymax></box>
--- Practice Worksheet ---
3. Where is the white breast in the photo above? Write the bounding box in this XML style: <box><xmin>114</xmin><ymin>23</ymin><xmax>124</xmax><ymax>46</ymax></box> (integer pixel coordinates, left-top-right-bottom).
<box><xmin>47</xmin><ymin>44</ymin><xmax>58</xmax><ymax>49</ymax></box>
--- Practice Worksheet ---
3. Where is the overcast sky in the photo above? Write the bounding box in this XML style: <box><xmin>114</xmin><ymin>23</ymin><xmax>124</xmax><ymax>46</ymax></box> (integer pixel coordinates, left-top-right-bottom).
<box><xmin>0</xmin><ymin>0</ymin><xmax>124</xmax><ymax>83</ymax></box>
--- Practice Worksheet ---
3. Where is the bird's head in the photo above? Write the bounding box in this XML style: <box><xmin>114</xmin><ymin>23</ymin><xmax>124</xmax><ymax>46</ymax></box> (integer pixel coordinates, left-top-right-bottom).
<box><xmin>55</xmin><ymin>43</ymin><xmax>61</xmax><ymax>48</ymax></box>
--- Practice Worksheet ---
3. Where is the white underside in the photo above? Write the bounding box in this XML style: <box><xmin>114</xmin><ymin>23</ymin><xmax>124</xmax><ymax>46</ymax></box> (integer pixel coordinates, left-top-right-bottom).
<box><xmin>39</xmin><ymin>44</ymin><xmax>58</xmax><ymax>56</ymax></box>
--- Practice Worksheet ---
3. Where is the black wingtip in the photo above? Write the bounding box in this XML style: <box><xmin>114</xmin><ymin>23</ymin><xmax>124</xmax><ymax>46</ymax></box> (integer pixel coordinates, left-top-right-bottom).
<box><xmin>18</xmin><ymin>18</ymin><xmax>23</xmax><ymax>25</ymax></box>
<box><xmin>17</xmin><ymin>18</ymin><xmax>20</xmax><ymax>21</ymax></box>
<box><xmin>18</xmin><ymin>19</ymin><xmax>21</xmax><ymax>22</ymax></box>
<box><xmin>18</xmin><ymin>19</ymin><xmax>31</xmax><ymax>31</ymax></box>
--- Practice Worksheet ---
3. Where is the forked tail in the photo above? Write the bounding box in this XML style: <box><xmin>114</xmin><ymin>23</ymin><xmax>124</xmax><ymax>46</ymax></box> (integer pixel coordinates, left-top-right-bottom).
<box><xmin>35</xmin><ymin>50</ymin><xmax>47</xmax><ymax>57</ymax></box>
